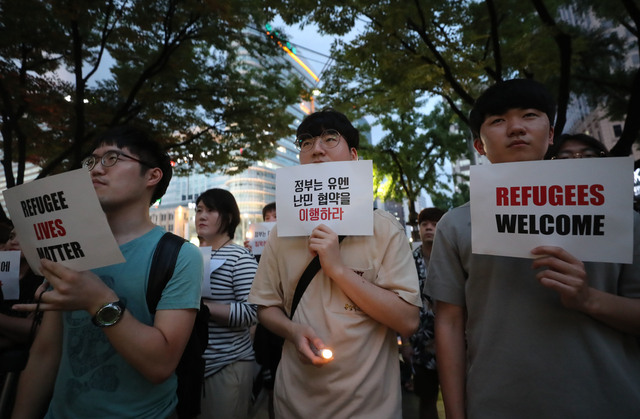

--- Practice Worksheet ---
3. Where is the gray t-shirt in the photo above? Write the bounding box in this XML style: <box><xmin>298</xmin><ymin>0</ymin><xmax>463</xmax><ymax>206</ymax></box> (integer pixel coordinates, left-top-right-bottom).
<box><xmin>427</xmin><ymin>203</ymin><xmax>640</xmax><ymax>419</ymax></box>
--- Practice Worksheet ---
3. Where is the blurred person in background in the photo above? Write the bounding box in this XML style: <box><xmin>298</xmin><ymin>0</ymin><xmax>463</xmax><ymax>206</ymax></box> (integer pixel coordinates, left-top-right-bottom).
<box><xmin>195</xmin><ymin>188</ymin><xmax>258</xmax><ymax>419</ymax></box>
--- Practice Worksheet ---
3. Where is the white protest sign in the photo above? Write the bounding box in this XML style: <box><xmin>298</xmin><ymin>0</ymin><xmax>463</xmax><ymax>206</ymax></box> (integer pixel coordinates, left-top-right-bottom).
<box><xmin>276</xmin><ymin>160</ymin><xmax>374</xmax><ymax>237</ymax></box>
<box><xmin>2</xmin><ymin>169</ymin><xmax>125</xmax><ymax>275</ymax></box>
<box><xmin>247</xmin><ymin>222</ymin><xmax>275</xmax><ymax>255</ymax></box>
<box><xmin>470</xmin><ymin>157</ymin><xmax>633</xmax><ymax>263</ymax></box>
<box><xmin>199</xmin><ymin>246</ymin><xmax>229</xmax><ymax>299</ymax></box>
<box><xmin>0</xmin><ymin>251</ymin><xmax>21</xmax><ymax>300</ymax></box>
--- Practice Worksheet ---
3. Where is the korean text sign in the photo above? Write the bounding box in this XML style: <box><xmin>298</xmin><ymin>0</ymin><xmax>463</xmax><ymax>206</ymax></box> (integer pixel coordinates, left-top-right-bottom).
<box><xmin>247</xmin><ymin>222</ymin><xmax>275</xmax><ymax>255</ymax></box>
<box><xmin>3</xmin><ymin>169</ymin><xmax>125</xmax><ymax>275</ymax></box>
<box><xmin>276</xmin><ymin>160</ymin><xmax>374</xmax><ymax>236</ymax></box>
<box><xmin>470</xmin><ymin>157</ymin><xmax>633</xmax><ymax>263</ymax></box>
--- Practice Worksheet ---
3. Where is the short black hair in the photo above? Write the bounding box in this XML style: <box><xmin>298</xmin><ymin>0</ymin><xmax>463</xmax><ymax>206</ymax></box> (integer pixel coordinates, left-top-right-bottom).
<box><xmin>418</xmin><ymin>207</ymin><xmax>445</xmax><ymax>224</ymax></box>
<box><xmin>545</xmin><ymin>133</ymin><xmax>609</xmax><ymax>160</ymax></box>
<box><xmin>91</xmin><ymin>125</ymin><xmax>172</xmax><ymax>206</ymax></box>
<box><xmin>262</xmin><ymin>202</ymin><xmax>276</xmax><ymax>221</ymax></box>
<box><xmin>469</xmin><ymin>79</ymin><xmax>556</xmax><ymax>138</ymax></box>
<box><xmin>196</xmin><ymin>188</ymin><xmax>240</xmax><ymax>239</ymax></box>
<box><xmin>296</xmin><ymin>108</ymin><xmax>360</xmax><ymax>150</ymax></box>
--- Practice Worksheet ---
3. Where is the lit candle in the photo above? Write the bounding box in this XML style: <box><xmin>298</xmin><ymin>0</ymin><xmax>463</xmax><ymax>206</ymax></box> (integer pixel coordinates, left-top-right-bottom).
<box><xmin>320</xmin><ymin>348</ymin><xmax>333</xmax><ymax>359</ymax></box>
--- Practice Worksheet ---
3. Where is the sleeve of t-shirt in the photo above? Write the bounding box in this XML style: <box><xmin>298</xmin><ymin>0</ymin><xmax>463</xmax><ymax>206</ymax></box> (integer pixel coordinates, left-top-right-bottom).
<box><xmin>157</xmin><ymin>241</ymin><xmax>203</xmax><ymax>311</ymax></box>
<box><xmin>426</xmin><ymin>211</ymin><xmax>467</xmax><ymax>307</ymax></box>
<box><xmin>374</xmin><ymin>210</ymin><xmax>422</xmax><ymax>308</ymax></box>
<box><xmin>228</xmin><ymin>248</ymin><xmax>258</xmax><ymax>327</ymax></box>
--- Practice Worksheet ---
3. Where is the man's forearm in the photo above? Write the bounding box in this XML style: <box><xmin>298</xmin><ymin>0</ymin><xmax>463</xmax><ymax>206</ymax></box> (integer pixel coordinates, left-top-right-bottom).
<box><xmin>581</xmin><ymin>289</ymin><xmax>640</xmax><ymax>335</ymax></box>
<box><xmin>13</xmin><ymin>312</ymin><xmax>62</xmax><ymax>419</ymax></box>
<box><xmin>257</xmin><ymin>305</ymin><xmax>294</xmax><ymax>341</ymax></box>
<box><xmin>329</xmin><ymin>266</ymin><xmax>419</xmax><ymax>337</ymax></box>
<box><xmin>435</xmin><ymin>301</ymin><xmax>467</xmax><ymax>419</ymax></box>
<box><xmin>102</xmin><ymin>308</ymin><xmax>196</xmax><ymax>384</ymax></box>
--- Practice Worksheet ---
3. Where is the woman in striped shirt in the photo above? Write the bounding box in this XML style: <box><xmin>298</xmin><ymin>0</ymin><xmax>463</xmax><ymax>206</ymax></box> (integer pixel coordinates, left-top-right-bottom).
<box><xmin>195</xmin><ymin>188</ymin><xmax>258</xmax><ymax>419</ymax></box>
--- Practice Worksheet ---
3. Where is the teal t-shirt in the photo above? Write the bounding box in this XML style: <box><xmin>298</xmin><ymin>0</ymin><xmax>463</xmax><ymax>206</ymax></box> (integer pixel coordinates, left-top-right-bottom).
<box><xmin>46</xmin><ymin>226</ymin><xmax>203</xmax><ymax>419</ymax></box>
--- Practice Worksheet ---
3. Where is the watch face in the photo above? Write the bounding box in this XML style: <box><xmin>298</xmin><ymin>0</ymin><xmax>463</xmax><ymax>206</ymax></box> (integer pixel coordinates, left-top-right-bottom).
<box><xmin>100</xmin><ymin>305</ymin><xmax>120</xmax><ymax>324</ymax></box>
<box><xmin>96</xmin><ymin>302</ymin><xmax>124</xmax><ymax>327</ymax></box>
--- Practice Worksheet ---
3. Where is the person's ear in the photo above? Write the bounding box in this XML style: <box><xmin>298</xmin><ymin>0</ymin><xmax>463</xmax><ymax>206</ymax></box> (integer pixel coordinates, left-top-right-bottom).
<box><xmin>473</xmin><ymin>138</ymin><xmax>486</xmax><ymax>155</ymax></box>
<box><xmin>146</xmin><ymin>167</ymin><xmax>163</xmax><ymax>188</ymax></box>
<box><xmin>350</xmin><ymin>148</ymin><xmax>358</xmax><ymax>161</ymax></box>
<box><xmin>548</xmin><ymin>126</ymin><xmax>555</xmax><ymax>146</ymax></box>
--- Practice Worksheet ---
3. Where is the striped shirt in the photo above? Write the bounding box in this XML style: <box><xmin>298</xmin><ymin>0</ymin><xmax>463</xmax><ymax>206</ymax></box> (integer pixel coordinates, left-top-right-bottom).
<box><xmin>202</xmin><ymin>243</ymin><xmax>258</xmax><ymax>376</ymax></box>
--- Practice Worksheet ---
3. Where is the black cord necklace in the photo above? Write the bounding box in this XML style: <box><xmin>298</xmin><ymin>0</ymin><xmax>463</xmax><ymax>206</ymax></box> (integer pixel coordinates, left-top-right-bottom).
<box><xmin>211</xmin><ymin>237</ymin><xmax>232</xmax><ymax>258</ymax></box>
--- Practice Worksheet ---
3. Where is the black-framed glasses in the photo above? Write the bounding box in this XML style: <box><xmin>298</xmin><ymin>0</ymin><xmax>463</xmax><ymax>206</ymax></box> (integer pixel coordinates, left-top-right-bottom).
<box><xmin>296</xmin><ymin>129</ymin><xmax>343</xmax><ymax>153</ymax></box>
<box><xmin>82</xmin><ymin>150</ymin><xmax>154</xmax><ymax>171</ymax></box>
<box><xmin>551</xmin><ymin>149</ymin><xmax>606</xmax><ymax>159</ymax></box>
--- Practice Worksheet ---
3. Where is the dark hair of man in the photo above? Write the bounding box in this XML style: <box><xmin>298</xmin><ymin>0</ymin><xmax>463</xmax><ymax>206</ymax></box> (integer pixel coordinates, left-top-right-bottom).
<box><xmin>90</xmin><ymin>125</ymin><xmax>172</xmax><ymax>206</ymax></box>
<box><xmin>296</xmin><ymin>108</ymin><xmax>360</xmax><ymax>150</ymax></box>
<box><xmin>469</xmin><ymin>79</ymin><xmax>557</xmax><ymax>138</ymax></box>
<box><xmin>418</xmin><ymin>207</ymin><xmax>446</xmax><ymax>224</ymax></box>
<box><xmin>262</xmin><ymin>202</ymin><xmax>276</xmax><ymax>221</ymax></box>
<box><xmin>544</xmin><ymin>133</ymin><xmax>610</xmax><ymax>160</ymax></box>
<box><xmin>196</xmin><ymin>188</ymin><xmax>241</xmax><ymax>239</ymax></box>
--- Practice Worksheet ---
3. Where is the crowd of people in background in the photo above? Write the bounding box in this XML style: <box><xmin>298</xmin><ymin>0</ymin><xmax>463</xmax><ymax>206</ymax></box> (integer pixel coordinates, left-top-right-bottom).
<box><xmin>0</xmin><ymin>79</ymin><xmax>638</xmax><ymax>419</ymax></box>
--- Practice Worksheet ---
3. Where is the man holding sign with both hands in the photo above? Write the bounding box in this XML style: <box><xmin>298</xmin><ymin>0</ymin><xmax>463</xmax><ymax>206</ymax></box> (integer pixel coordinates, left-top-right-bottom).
<box><xmin>249</xmin><ymin>109</ymin><xmax>421</xmax><ymax>418</ymax></box>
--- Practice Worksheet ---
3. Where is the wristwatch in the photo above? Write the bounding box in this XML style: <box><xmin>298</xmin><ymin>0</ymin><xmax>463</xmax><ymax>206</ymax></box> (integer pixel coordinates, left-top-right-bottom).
<box><xmin>92</xmin><ymin>300</ymin><xmax>126</xmax><ymax>327</ymax></box>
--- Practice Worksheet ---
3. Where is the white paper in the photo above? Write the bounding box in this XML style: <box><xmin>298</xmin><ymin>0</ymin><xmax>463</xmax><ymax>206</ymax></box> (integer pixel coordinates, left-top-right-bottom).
<box><xmin>2</xmin><ymin>169</ymin><xmax>125</xmax><ymax>275</ymax></box>
<box><xmin>199</xmin><ymin>245</ymin><xmax>227</xmax><ymax>299</ymax></box>
<box><xmin>0</xmin><ymin>251</ymin><xmax>21</xmax><ymax>300</ymax></box>
<box><xmin>276</xmin><ymin>160</ymin><xmax>374</xmax><ymax>237</ymax></box>
<box><xmin>470</xmin><ymin>157</ymin><xmax>633</xmax><ymax>263</ymax></box>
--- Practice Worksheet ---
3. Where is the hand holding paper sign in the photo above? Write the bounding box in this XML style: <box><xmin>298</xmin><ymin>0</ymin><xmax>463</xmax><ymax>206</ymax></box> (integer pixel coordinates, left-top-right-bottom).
<box><xmin>12</xmin><ymin>258</ymin><xmax>117</xmax><ymax>315</ymax></box>
<box><xmin>531</xmin><ymin>246</ymin><xmax>640</xmax><ymax>335</ymax></box>
<box><xmin>308</xmin><ymin>224</ymin><xmax>345</xmax><ymax>279</ymax></box>
<box><xmin>531</xmin><ymin>245</ymin><xmax>590</xmax><ymax>310</ymax></box>
<box><xmin>531</xmin><ymin>245</ymin><xmax>640</xmax><ymax>335</ymax></box>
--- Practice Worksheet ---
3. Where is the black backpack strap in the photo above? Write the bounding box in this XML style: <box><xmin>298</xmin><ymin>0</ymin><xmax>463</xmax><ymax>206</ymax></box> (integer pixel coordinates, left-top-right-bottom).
<box><xmin>147</xmin><ymin>232</ymin><xmax>186</xmax><ymax>313</ymax></box>
<box><xmin>289</xmin><ymin>235</ymin><xmax>345</xmax><ymax>319</ymax></box>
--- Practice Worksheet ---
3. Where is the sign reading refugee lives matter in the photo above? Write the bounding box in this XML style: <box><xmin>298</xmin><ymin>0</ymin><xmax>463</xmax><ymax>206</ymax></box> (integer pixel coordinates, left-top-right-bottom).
<box><xmin>470</xmin><ymin>157</ymin><xmax>633</xmax><ymax>264</ymax></box>
<box><xmin>276</xmin><ymin>160</ymin><xmax>374</xmax><ymax>236</ymax></box>
<box><xmin>2</xmin><ymin>169</ymin><xmax>125</xmax><ymax>275</ymax></box>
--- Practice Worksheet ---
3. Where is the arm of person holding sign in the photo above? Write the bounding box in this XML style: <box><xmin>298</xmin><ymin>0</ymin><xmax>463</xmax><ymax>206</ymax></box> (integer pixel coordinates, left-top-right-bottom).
<box><xmin>12</xmin><ymin>310</ymin><xmax>63</xmax><ymax>419</ymax></box>
<box><xmin>309</xmin><ymin>224</ymin><xmax>419</xmax><ymax>338</ymax></box>
<box><xmin>13</xmin><ymin>257</ymin><xmax>198</xmax><ymax>384</ymax></box>
<box><xmin>532</xmin><ymin>245</ymin><xmax>640</xmax><ymax>335</ymax></box>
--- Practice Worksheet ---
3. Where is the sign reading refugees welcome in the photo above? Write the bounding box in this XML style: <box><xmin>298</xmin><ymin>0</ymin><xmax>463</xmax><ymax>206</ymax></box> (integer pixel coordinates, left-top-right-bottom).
<box><xmin>470</xmin><ymin>157</ymin><xmax>633</xmax><ymax>263</ymax></box>
<box><xmin>276</xmin><ymin>160</ymin><xmax>374</xmax><ymax>236</ymax></box>
<box><xmin>3</xmin><ymin>169</ymin><xmax>125</xmax><ymax>275</ymax></box>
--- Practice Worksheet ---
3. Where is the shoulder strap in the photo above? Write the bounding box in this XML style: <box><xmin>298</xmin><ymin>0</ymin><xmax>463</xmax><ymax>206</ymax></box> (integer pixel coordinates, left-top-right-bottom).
<box><xmin>289</xmin><ymin>235</ymin><xmax>345</xmax><ymax>319</ymax></box>
<box><xmin>147</xmin><ymin>232</ymin><xmax>186</xmax><ymax>314</ymax></box>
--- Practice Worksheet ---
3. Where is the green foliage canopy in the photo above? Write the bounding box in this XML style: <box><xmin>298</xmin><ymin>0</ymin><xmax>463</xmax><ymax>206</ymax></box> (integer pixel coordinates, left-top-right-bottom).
<box><xmin>0</xmin><ymin>0</ymin><xmax>306</xmax><ymax>192</ymax></box>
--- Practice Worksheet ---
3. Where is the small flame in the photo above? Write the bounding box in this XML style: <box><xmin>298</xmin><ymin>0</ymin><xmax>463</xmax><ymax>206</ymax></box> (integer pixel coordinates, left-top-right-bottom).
<box><xmin>321</xmin><ymin>349</ymin><xmax>333</xmax><ymax>359</ymax></box>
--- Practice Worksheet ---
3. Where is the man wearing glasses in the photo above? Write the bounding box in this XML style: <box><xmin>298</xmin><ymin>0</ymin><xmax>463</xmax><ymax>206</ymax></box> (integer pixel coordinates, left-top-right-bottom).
<box><xmin>12</xmin><ymin>125</ymin><xmax>203</xmax><ymax>418</ymax></box>
<box><xmin>249</xmin><ymin>109</ymin><xmax>421</xmax><ymax>418</ymax></box>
